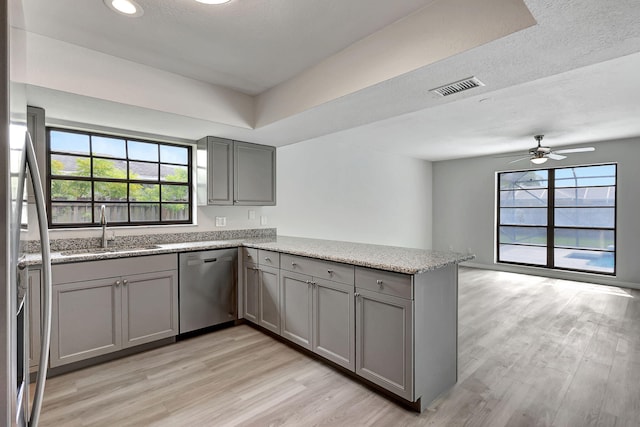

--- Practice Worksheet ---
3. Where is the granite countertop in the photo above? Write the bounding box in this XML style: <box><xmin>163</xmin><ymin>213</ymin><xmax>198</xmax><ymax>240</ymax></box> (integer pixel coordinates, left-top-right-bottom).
<box><xmin>245</xmin><ymin>236</ymin><xmax>473</xmax><ymax>274</ymax></box>
<box><xmin>22</xmin><ymin>235</ymin><xmax>473</xmax><ymax>275</ymax></box>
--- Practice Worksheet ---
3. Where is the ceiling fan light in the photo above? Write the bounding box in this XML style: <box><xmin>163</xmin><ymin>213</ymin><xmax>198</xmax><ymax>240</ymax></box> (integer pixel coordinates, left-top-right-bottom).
<box><xmin>530</xmin><ymin>156</ymin><xmax>548</xmax><ymax>165</ymax></box>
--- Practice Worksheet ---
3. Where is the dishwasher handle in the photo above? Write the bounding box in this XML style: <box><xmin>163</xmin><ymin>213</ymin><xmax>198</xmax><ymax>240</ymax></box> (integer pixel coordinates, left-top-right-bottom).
<box><xmin>186</xmin><ymin>256</ymin><xmax>234</xmax><ymax>266</ymax></box>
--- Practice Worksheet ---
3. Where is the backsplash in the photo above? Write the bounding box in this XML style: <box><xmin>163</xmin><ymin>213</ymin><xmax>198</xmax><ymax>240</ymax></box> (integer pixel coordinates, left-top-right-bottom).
<box><xmin>25</xmin><ymin>228</ymin><xmax>277</xmax><ymax>253</ymax></box>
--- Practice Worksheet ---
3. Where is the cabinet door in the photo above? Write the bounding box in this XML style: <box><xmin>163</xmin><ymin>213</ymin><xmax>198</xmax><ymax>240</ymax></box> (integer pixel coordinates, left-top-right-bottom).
<box><xmin>28</xmin><ymin>268</ymin><xmax>42</xmax><ymax>372</ymax></box>
<box><xmin>280</xmin><ymin>271</ymin><xmax>313</xmax><ymax>349</ymax></box>
<box><xmin>234</xmin><ymin>141</ymin><xmax>276</xmax><ymax>206</ymax></box>
<box><xmin>244</xmin><ymin>265</ymin><xmax>260</xmax><ymax>324</ymax></box>
<box><xmin>313</xmin><ymin>278</ymin><xmax>355</xmax><ymax>370</ymax></box>
<box><xmin>51</xmin><ymin>278</ymin><xmax>122</xmax><ymax>367</ymax></box>
<box><xmin>207</xmin><ymin>137</ymin><xmax>234</xmax><ymax>205</ymax></box>
<box><xmin>355</xmin><ymin>288</ymin><xmax>413</xmax><ymax>400</ymax></box>
<box><xmin>258</xmin><ymin>266</ymin><xmax>280</xmax><ymax>334</ymax></box>
<box><xmin>122</xmin><ymin>270</ymin><xmax>178</xmax><ymax>348</ymax></box>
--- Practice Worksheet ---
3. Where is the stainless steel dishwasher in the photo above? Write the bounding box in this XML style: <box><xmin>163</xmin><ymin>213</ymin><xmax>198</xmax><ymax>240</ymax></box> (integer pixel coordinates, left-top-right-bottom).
<box><xmin>179</xmin><ymin>248</ymin><xmax>237</xmax><ymax>334</ymax></box>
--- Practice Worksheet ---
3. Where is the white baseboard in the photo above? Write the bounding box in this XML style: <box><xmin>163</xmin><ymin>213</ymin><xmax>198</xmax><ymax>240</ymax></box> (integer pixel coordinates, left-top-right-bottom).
<box><xmin>460</xmin><ymin>261</ymin><xmax>640</xmax><ymax>291</ymax></box>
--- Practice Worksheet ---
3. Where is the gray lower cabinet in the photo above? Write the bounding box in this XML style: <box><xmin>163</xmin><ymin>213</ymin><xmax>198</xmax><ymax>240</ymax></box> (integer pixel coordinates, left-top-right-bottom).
<box><xmin>280</xmin><ymin>271</ymin><xmax>313</xmax><ymax>349</ymax></box>
<box><xmin>28</xmin><ymin>267</ymin><xmax>42</xmax><ymax>373</ymax></box>
<box><xmin>258</xmin><ymin>265</ymin><xmax>280</xmax><ymax>334</ymax></box>
<box><xmin>243</xmin><ymin>264</ymin><xmax>260</xmax><ymax>323</ymax></box>
<box><xmin>312</xmin><ymin>278</ymin><xmax>354</xmax><ymax>370</ymax></box>
<box><xmin>243</xmin><ymin>263</ymin><xmax>280</xmax><ymax>334</ymax></box>
<box><xmin>51</xmin><ymin>255</ymin><xmax>178</xmax><ymax>368</ymax></box>
<box><xmin>279</xmin><ymin>271</ymin><xmax>355</xmax><ymax>370</ymax></box>
<box><xmin>355</xmin><ymin>288</ymin><xmax>413</xmax><ymax>401</ymax></box>
<box><xmin>197</xmin><ymin>137</ymin><xmax>276</xmax><ymax>206</ymax></box>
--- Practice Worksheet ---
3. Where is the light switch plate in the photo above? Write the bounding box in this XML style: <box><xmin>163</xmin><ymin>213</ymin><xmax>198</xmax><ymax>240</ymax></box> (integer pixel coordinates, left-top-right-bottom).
<box><xmin>260</xmin><ymin>215</ymin><xmax>267</xmax><ymax>225</ymax></box>
<box><xmin>248</xmin><ymin>210</ymin><xmax>256</xmax><ymax>220</ymax></box>
<box><xmin>215</xmin><ymin>216</ymin><xmax>227</xmax><ymax>227</ymax></box>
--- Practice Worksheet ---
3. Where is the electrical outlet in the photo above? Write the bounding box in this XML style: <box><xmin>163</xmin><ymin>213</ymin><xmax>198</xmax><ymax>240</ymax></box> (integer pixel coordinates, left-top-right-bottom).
<box><xmin>260</xmin><ymin>215</ymin><xmax>267</xmax><ymax>225</ymax></box>
<box><xmin>215</xmin><ymin>216</ymin><xmax>227</xmax><ymax>227</ymax></box>
<box><xmin>248</xmin><ymin>210</ymin><xmax>256</xmax><ymax>220</ymax></box>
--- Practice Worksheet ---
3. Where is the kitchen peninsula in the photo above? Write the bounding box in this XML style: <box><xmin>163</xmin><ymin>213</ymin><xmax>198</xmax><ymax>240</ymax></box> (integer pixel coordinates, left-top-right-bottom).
<box><xmin>22</xmin><ymin>231</ymin><xmax>473</xmax><ymax>412</ymax></box>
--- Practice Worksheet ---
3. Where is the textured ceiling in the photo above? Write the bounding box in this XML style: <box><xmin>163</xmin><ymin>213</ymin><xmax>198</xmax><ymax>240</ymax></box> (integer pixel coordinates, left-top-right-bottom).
<box><xmin>19</xmin><ymin>0</ymin><xmax>640</xmax><ymax>161</ymax></box>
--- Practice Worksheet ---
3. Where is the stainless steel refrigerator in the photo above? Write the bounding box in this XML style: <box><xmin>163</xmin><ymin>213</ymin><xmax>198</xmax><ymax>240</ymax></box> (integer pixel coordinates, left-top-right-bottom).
<box><xmin>2</xmin><ymin>0</ymin><xmax>52</xmax><ymax>425</ymax></box>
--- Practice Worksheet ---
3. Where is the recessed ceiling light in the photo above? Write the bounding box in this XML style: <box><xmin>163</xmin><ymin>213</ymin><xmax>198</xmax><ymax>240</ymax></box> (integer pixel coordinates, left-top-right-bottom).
<box><xmin>104</xmin><ymin>0</ymin><xmax>144</xmax><ymax>17</ymax></box>
<box><xmin>195</xmin><ymin>0</ymin><xmax>232</xmax><ymax>4</ymax></box>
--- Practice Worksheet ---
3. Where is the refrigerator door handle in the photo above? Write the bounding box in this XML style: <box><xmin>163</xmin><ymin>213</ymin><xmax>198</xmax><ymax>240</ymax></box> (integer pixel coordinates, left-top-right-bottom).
<box><xmin>24</xmin><ymin>132</ymin><xmax>52</xmax><ymax>427</ymax></box>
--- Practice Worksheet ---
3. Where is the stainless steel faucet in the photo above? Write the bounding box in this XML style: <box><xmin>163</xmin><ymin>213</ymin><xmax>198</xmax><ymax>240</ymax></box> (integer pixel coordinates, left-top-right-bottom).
<box><xmin>100</xmin><ymin>205</ymin><xmax>108</xmax><ymax>248</ymax></box>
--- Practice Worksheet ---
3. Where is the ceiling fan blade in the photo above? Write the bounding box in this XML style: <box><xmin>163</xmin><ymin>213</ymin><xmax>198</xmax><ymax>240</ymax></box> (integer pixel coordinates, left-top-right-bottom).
<box><xmin>547</xmin><ymin>153</ymin><xmax>567</xmax><ymax>160</ymax></box>
<box><xmin>509</xmin><ymin>157</ymin><xmax>530</xmax><ymax>164</ymax></box>
<box><xmin>553</xmin><ymin>147</ymin><xmax>595</xmax><ymax>154</ymax></box>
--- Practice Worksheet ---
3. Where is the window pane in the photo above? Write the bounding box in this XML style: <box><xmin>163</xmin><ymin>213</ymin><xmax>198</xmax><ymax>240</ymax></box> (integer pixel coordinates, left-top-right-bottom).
<box><xmin>50</xmin><ymin>180</ymin><xmax>91</xmax><ymax>201</ymax></box>
<box><xmin>500</xmin><ymin>208</ymin><xmax>547</xmax><ymax>226</ymax></box>
<box><xmin>161</xmin><ymin>165</ymin><xmax>188</xmax><ymax>182</ymax></box>
<box><xmin>129</xmin><ymin>161</ymin><xmax>158</xmax><ymax>181</ymax></box>
<box><xmin>499</xmin><ymin>244</ymin><xmax>547</xmax><ymax>265</ymax></box>
<box><xmin>130</xmin><ymin>184</ymin><xmax>159</xmax><ymax>202</ymax></box>
<box><xmin>499</xmin><ymin>226</ymin><xmax>546</xmax><ymax>245</ymax></box>
<box><xmin>499</xmin><ymin>170</ymin><xmax>548</xmax><ymax>190</ymax></box>
<box><xmin>130</xmin><ymin>203</ymin><xmax>159</xmax><ymax>222</ymax></box>
<box><xmin>160</xmin><ymin>144</ymin><xmax>189</xmax><ymax>165</ymax></box>
<box><xmin>500</xmin><ymin>189</ymin><xmax>547</xmax><ymax>207</ymax></box>
<box><xmin>95</xmin><ymin>181</ymin><xmax>127</xmax><ymax>201</ymax></box>
<box><xmin>161</xmin><ymin>185</ymin><xmax>188</xmax><ymax>202</ymax></box>
<box><xmin>128</xmin><ymin>141</ymin><xmax>158</xmax><ymax>161</ymax></box>
<box><xmin>555</xmin><ymin>186</ymin><xmax>615</xmax><ymax>207</ymax></box>
<box><xmin>50</xmin><ymin>130</ymin><xmax>90</xmax><ymax>154</ymax></box>
<box><xmin>554</xmin><ymin>248</ymin><xmax>614</xmax><ymax>273</ymax></box>
<box><xmin>93</xmin><ymin>158</ymin><xmax>127</xmax><ymax>179</ymax></box>
<box><xmin>555</xmin><ymin>165</ymin><xmax>616</xmax><ymax>187</ymax></box>
<box><xmin>51</xmin><ymin>202</ymin><xmax>92</xmax><ymax>224</ymax></box>
<box><xmin>92</xmin><ymin>136</ymin><xmax>126</xmax><ymax>159</ymax></box>
<box><xmin>50</xmin><ymin>154</ymin><xmax>90</xmax><ymax>177</ymax></box>
<box><xmin>162</xmin><ymin>204</ymin><xmax>188</xmax><ymax>221</ymax></box>
<box><xmin>93</xmin><ymin>203</ymin><xmax>128</xmax><ymax>223</ymax></box>
<box><xmin>555</xmin><ymin>228</ymin><xmax>614</xmax><ymax>251</ymax></box>
<box><xmin>554</xmin><ymin>207</ymin><xmax>615</xmax><ymax>228</ymax></box>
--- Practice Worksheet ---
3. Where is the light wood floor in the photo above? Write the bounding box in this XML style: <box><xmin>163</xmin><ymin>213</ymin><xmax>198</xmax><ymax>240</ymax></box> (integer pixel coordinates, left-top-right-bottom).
<box><xmin>35</xmin><ymin>267</ymin><xmax>640</xmax><ymax>426</ymax></box>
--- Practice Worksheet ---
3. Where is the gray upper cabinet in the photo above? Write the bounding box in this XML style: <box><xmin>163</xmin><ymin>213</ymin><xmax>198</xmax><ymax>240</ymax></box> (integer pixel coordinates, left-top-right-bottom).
<box><xmin>234</xmin><ymin>141</ymin><xmax>276</xmax><ymax>206</ymax></box>
<box><xmin>197</xmin><ymin>137</ymin><xmax>276</xmax><ymax>206</ymax></box>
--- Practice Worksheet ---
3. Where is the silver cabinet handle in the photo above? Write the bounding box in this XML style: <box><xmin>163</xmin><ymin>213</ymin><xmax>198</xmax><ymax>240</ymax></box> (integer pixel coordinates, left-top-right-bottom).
<box><xmin>327</xmin><ymin>270</ymin><xmax>333</xmax><ymax>275</ymax></box>
<box><xmin>354</xmin><ymin>292</ymin><xmax>361</xmax><ymax>297</ymax></box>
<box><xmin>311</xmin><ymin>281</ymin><xmax>317</xmax><ymax>286</ymax></box>
<box><xmin>291</xmin><ymin>262</ymin><xmax>297</xmax><ymax>267</ymax></box>
<box><xmin>115</xmin><ymin>280</ymin><xmax>121</xmax><ymax>286</ymax></box>
<box><xmin>264</xmin><ymin>257</ymin><xmax>271</xmax><ymax>261</ymax></box>
<box><xmin>123</xmin><ymin>279</ymin><xmax>128</xmax><ymax>285</ymax></box>
<box><xmin>376</xmin><ymin>279</ymin><xmax>383</xmax><ymax>284</ymax></box>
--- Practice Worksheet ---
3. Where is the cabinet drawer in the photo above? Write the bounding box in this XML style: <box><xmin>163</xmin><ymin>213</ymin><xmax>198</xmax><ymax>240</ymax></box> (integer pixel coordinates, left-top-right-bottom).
<box><xmin>52</xmin><ymin>254</ymin><xmax>177</xmax><ymax>285</ymax></box>
<box><xmin>355</xmin><ymin>267</ymin><xmax>412</xmax><ymax>300</ymax></box>
<box><xmin>258</xmin><ymin>250</ymin><xmax>280</xmax><ymax>268</ymax></box>
<box><xmin>243</xmin><ymin>248</ymin><xmax>258</xmax><ymax>266</ymax></box>
<box><xmin>281</xmin><ymin>254</ymin><xmax>354</xmax><ymax>285</ymax></box>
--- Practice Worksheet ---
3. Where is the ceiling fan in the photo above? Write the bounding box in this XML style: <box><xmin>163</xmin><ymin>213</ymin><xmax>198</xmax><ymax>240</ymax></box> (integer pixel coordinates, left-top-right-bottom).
<box><xmin>509</xmin><ymin>135</ymin><xmax>595</xmax><ymax>164</ymax></box>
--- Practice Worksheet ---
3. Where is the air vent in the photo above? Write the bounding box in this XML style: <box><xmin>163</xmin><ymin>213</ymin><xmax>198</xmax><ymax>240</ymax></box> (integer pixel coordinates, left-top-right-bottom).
<box><xmin>429</xmin><ymin>77</ymin><xmax>485</xmax><ymax>97</ymax></box>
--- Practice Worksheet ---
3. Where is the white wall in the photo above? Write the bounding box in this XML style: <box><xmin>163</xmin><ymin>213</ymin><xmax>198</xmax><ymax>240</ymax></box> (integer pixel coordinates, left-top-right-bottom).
<box><xmin>263</xmin><ymin>138</ymin><xmax>433</xmax><ymax>249</ymax></box>
<box><xmin>432</xmin><ymin>137</ymin><xmax>640</xmax><ymax>289</ymax></box>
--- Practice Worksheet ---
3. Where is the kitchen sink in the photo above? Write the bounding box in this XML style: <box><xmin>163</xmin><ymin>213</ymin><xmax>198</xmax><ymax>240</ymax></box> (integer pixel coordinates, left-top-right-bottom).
<box><xmin>60</xmin><ymin>245</ymin><xmax>162</xmax><ymax>256</ymax></box>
